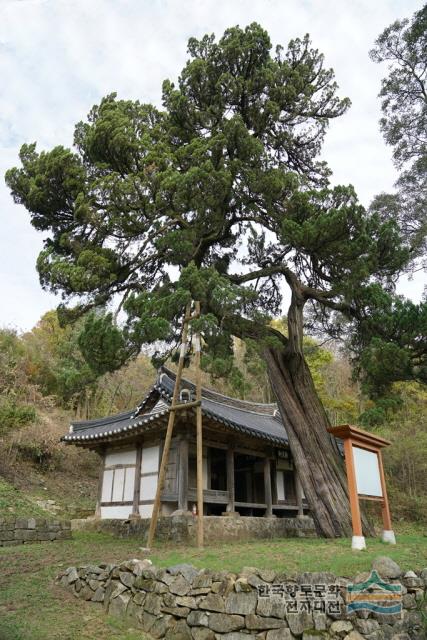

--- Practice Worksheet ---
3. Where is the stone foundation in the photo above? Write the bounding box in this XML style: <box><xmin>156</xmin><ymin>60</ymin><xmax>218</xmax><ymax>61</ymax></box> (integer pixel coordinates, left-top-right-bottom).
<box><xmin>0</xmin><ymin>517</ymin><xmax>72</xmax><ymax>546</ymax></box>
<box><xmin>71</xmin><ymin>514</ymin><xmax>317</xmax><ymax>544</ymax></box>
<box><xmin>58</xmin><ymin>557</ymin><xmax>427</xmax><ymax>639</ymax></box>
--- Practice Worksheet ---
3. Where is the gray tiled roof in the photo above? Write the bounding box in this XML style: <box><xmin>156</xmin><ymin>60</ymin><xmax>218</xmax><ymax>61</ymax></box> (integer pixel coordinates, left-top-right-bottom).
<box><xmin>62</xmin><ymin>369</ymin><xmax>289</xmax><ymax>446</ymax></box>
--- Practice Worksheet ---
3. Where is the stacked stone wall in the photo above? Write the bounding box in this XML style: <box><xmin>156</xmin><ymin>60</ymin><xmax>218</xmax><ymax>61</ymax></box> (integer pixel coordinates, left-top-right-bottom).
<box><xmin>0</xmin><ymin>517</ymin><xmax>71</xmax><ymax>546</ymax></box>
<box><xmin>57</xmin><ymin>556</ymin><xmax>427</xmax><ymax>639</ymax></box>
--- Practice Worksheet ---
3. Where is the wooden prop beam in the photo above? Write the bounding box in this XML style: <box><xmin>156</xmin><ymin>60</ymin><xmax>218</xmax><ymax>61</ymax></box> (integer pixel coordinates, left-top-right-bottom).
<box><xmin>146</xmin><ymin>302</ymin><xmax>191</xmax><ymax>549</ymax></box>
<box><xmin>194</xmin><ymin>301</ymin><xmax>204</xmax><ymax>548</ymax></box>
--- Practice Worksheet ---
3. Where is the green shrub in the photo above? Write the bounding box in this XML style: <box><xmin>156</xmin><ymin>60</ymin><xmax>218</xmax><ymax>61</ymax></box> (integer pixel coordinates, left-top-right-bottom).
<box><xmin>0</xmin><ymin>399</ymin><xmax>36</xmax><ymax>435</ymax></box>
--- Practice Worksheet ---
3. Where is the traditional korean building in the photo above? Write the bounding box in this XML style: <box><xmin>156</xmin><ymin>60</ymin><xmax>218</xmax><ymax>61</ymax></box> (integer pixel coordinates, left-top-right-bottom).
<box><xmin>62</xmin><ymin>368</ymin><xmax>308</xmax><ymax>520</ymax></box>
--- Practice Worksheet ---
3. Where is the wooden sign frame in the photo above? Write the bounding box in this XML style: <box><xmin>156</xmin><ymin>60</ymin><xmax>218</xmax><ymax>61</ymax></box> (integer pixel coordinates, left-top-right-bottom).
<box><xmin>328</xmin><ymin>424</ymin><xmax>395</xmax><ymax>550</ymax></box>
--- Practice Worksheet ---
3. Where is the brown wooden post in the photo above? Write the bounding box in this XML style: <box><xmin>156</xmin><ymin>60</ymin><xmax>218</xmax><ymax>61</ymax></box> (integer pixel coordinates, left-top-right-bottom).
<box><xmin>264</xmin><ymin>458</ymin><xmax>273</xmax><ymax>517</ymax></box>
<box><xmin>226</xmin><ymin>446</ymin><xmax>235</xmax><ymax>513</ymax></box>
<box><xmin>377</xmin><ymin>450</ymin><xmax>395</xmax><ymax>543</ymax></box>
<box><xmin>146</xmin><ymin>302</ymin><xmax>191</xmax><ymax>549</ymax></box>
<box><xmin>131</xmin><ymin>442</ymin><xmax>143</xmax><ymax>518</ymax></box>
<box><xmin>194</xmin><ymin>300</ymin><xmax>204</xmax><ymax>548</ymax></box>
<box><xmin>178</xmin><ymin>436</ymin><xmax>189</xmax><ymax>512</ymax></box>
<box><xmin>271</xmin><ymin>458</ymin><xmax>278</xmax><ymax>506</ymax></box>
<box><xmin>94</xmin><ymin>447</ymin><xmax>105</xmax><ymax>518</ymax></box>
<box><xmin>294</xmin><ymin>469</ymin><xmax>304</xmax><ymax>517</ymax></box>
<box><xmin>343</xmin><ymin>437</ymin><xmax>365</xmax><ymax>550</ymax></box>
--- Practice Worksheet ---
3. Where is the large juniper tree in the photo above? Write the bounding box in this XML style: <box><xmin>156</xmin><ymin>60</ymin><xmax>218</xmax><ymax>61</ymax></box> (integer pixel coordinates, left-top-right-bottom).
<box><xmin>6</xmin><ymin>24</ymin><xmax>413</xmax><ymax>536</ymax></box>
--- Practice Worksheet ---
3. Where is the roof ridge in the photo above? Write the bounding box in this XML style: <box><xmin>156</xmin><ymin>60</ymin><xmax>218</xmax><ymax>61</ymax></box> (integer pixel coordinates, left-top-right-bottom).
<box><xmin>160</xmin><ymin>366</ymin><xmax>278</xmax><ymax>413</ymax></box>
<box><xmin>203</xmin><ymin>395</ymin><xmax>278</xmax><ymax>417</ymax></box>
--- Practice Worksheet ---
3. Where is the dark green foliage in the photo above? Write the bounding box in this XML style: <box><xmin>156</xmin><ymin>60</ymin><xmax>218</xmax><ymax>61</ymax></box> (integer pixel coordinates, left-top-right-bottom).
<box><xmin>77</xmin><ymin>312</ymin><xmax>130</xmax><ymax>375</ymax></box>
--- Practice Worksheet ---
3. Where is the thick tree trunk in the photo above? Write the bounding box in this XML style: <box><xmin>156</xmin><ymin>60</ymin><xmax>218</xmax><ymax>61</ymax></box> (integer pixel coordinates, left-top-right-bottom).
<box><xmin>262</xmin><ymin>291</ymin><xmax>374</xmax><ymax>538</ymax></box>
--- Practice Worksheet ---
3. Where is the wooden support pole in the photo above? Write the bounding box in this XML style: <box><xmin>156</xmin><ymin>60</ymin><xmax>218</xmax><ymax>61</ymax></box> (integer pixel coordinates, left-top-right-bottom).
<box><xmin>178</xmin><ymin>436</ymin><xmax>189</xmax><ymax>512</ymax></box>
<box><xmin>194</xmin><ymin>301</ymin><xmax>204</xmax><ymax>548</ymax></box>
<box><xmin>264</xmin><ymin>458</ymin><xmax>273</xmax><ymax>517</ymax></box>
<box><xmin>146</xmin><ymin>302</ymin><xmax>191</xmax><ymax>549</ymax></box>
<box><xmin>131</xmin><ymin>442</ymin><xmax>143</xmax><ymax>518</ymax></box>
<box><xmin>226</xmin><ymin>447</ymin><xmax>235</xmax><ymax>513</ymax></box>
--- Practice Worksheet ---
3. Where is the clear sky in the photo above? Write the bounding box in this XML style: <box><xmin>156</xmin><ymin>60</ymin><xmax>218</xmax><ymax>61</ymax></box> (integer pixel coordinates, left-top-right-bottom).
<box><xmin>0</xmin><ymin>0</ymin><xmax>424</xmax><ymax>332</ymax></box>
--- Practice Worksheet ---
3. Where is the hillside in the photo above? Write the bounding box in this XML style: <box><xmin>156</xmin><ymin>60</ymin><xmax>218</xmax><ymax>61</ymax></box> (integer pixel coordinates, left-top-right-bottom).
<box><xmin>0</xmin><ymin>407</ymin><xmax>99</xmax><ymax>520</ymax></box>
<box><xmin>0</xmin><ymin>316</ymin><xmax>426</xmax><ymax>526</ymax></box>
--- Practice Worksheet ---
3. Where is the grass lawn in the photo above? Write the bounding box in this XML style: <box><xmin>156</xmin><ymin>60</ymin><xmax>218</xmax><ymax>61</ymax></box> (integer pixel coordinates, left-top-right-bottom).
<box><xmin>0</xmin><ymin>527</ymin><xmax>426</xmax><ymax>640</ymax></box>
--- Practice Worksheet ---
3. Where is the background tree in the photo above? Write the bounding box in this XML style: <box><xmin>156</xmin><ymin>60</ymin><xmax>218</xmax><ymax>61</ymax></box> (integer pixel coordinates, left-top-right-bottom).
<box><xmin>370</xmin><ymin>3</ymin><xmax>426</xmax><ymax>260</ymax></box>
<box><xmin>6</xmin><ymin>23</ymin><xmax>417</xmax><ymax>536</ymax></box>
<box><xmin>0</xmin><ymin>329</ymin><xmax>36</xmax><ymax>436</ymax></box>
<box><xmin>346</xmin><ymin>4</ymin><xmax>427</xmax><ymax>424</ymax></box>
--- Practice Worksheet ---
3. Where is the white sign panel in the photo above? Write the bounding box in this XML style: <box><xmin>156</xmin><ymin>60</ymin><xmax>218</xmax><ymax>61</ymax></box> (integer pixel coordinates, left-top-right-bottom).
<box><xmin>353</xmin><ymin>446</ymin><xmax>383</xmax><ymax>497</ymax></box>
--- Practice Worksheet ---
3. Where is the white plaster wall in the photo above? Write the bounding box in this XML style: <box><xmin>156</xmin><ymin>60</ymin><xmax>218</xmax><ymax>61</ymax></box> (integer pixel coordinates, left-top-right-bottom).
<box><xmin>105</xmin><ymin>448</ymin><xmax>137</xmax><ymax>467</ymax></box>
<box><xmin>112</xmin><ymin>468</ymin><xmax>125</xmax><ymax>502</ymax></box>
<box><xmin>100</xmin><ymin>505</ymin><xmax>133</xmax><ymax>519</ymax></box>
<box><xmin>141</xmin><ymin>445</ymin><xmax>159</xmax><ymax>474</ymax></box>
<box><xmin>123</xmin><ymin>467</ymin><xmax>135</xmax><ymax>502</ymax></box>
<box><xmin>140</xmin><ymin>474</ymin><xmax>157</xmax><ymax>501</ymax></box>
<box><xmin>101</xmin><ymin>469</ymin><xmax>114</xmax><ymax>502</ymax></box>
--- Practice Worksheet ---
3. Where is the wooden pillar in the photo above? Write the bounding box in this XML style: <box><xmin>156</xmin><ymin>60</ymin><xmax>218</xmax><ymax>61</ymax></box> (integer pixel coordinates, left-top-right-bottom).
<box><xmin>226</xmin><ymin>447</ymin><xmax>235</xmax><ymax>513</ymax></box>
<box><xmin>264</xmin><ymin>458</ymin><xmax>273</xmax><ymax>517</ymax></box>
<box><xmin>131</xmin><ymin>443</ymin><xmax>143</xmax><ymax>518</ymax></box>
<box><xmin>94</xmin><ymin>447</ymin><xmax>105</xmax><ymax>518</ymax></box>
<box><xmin>378</xmin><ymin>451</ymin><xmax>392</xmax><ymax>530</ymax></box>
<box><xmin>295</xmin><ymin>469</ymin><xmax>304</xmax><ymax>516</ymax></box>
<box><xmin>178</xmin><ymin>436</ymin><xmax>189</xmax><ymax>512</ymax></box>
<box><xmin>271</xmin><ymin>459</ymin><xmax>278</xmax><ymax>506</ymax></box>
<box><xmin>343</xmin><ymin>438</ymin><xmax>365</xmax><ymax>549</ymax></box>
